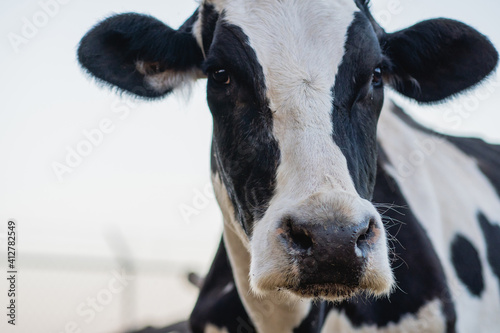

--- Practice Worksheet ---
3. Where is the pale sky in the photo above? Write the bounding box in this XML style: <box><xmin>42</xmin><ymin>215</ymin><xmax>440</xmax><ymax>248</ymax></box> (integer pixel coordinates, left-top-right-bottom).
<box><xmin>1</xmin><ymin>0</ymin><xmax>499</xmax><ymax>272</ymax></box>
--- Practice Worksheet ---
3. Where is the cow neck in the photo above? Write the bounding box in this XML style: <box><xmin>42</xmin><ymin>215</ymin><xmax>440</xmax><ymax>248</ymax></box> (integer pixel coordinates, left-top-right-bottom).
<box><xmin>213</xmin><ymin>172</ymin><xmax>311</xmax><ymax>333</ymax></box>
<box><xmin>223</xmin><ymin>219</ymin><xmax>311</xmax><ymax>333</ymax></box>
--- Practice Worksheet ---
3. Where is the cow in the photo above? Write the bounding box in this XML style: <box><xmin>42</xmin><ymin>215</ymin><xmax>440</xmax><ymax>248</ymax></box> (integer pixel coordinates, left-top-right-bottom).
<box><xmin>77</xmin><ymin>0</ymin><xmax>500</xmax><ymax>332</ymax></box>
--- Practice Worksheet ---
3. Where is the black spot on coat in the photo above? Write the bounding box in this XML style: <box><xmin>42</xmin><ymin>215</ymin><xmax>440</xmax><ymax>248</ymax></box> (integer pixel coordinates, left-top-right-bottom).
<box><xmin>451</xmin><ymin>234</ymin><xmax>485</xmax><ymax>297</ymax></box>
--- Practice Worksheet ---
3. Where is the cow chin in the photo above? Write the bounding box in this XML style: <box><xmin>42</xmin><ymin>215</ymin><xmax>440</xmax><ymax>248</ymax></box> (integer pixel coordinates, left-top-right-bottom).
<box><xmin>290</xmin><ymin>258</ymin><xmax>395</xmax><ymax>302</ymax></box>
<box><xmin>249</xmin><ymin>256</ymin><xmax>394</xmax><ymax>302</ymax></box>
<box><xmin>287</xmin><ymin>283</ymin><xmax>360</xmax><ymax>301</ymax></box>
<box><xmin>250</xmin><ymin>261</ymin><xmax>394</xmax><ymax>303</ymax></box>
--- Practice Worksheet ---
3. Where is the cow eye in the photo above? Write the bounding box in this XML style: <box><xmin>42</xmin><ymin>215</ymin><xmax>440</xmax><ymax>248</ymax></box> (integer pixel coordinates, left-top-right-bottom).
<box><xmin>372</xmin><ymin>67</ymin><xmax>383</xmax><ymax>87</ymax></box>
<box><xmin>211</xmin><ymin>69</ymin><xmax>231</xmax><ymax>85</ymax></box>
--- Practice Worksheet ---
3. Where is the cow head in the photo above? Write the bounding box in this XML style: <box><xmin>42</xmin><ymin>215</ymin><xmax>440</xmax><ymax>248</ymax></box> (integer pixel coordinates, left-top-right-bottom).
<box><xmin>78</xmin><ymin>0</ymin><xmax>498</xmax><ymax>301</ymax></box>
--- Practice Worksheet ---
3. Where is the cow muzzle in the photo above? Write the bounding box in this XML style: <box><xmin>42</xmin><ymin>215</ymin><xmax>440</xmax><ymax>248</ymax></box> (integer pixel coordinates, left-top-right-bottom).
<box><xmin>249</xmin><ymin>192</ymin><xmax>394</xmax><ymax>301</ymax></box>
<box><xmin>279</xmin><ymin>214</ymin><xmax>380</xmax><ymax>298</ymax></box>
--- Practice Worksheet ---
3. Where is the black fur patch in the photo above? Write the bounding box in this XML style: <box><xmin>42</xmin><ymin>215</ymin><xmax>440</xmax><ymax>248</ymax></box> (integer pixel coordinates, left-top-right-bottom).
<box><xmin>331</xmin><ymin>11</ymin><xmax>385</xmax><ymax>200</ymax></box>
<box><xmin>451</xmin><ymin>234</ymin><xmax>485</xmax><ymax>297</ymax></box>
<box><xmin>478</xmin><ymin>213</ymin><xmax>500</xmax><ymax>287</ymax></box>
<box><xmin>205</xmin><ymin>20</ymin><xmax>280</xmax><ymax>235</ymax></box>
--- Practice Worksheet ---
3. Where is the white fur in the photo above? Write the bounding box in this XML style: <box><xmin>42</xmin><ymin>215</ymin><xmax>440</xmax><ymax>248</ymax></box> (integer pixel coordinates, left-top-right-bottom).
<box><xmin>205</xmin><ymin>324</ymin><xmax>229</xmax><ymax>333</ymax></box>
<box><xmin>193</xmin><ymin>4</ymin><xmax>206</xmax><ymax>59</ymax></box>
<box><xmin>378</xmin><ymin>100</ymin><xmax>500</xmax><ymax>332</ymax></box>
<box><xmin>322</xmin><ymin>299</ymin><xmax>446</xmax><ymax>333</ymax></box>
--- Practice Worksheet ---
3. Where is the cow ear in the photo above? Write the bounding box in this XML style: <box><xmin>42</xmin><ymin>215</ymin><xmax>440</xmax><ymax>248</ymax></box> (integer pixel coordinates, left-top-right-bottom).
<box><xmin>77</xmin><ymin>12</ymin><xmax>204</xmax><ymax>98</ymax></box>
<box><xmin>382</xmin><ymin>18</ymin><xmax>498</xmax><ymax>103</ymax></box>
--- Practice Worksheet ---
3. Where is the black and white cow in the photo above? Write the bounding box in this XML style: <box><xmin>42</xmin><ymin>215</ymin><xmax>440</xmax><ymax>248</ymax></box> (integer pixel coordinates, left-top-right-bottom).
<box><xmin>77</xmin><ymin>0</ymin><xmax>500</xmax><ymax>332</ymax></box>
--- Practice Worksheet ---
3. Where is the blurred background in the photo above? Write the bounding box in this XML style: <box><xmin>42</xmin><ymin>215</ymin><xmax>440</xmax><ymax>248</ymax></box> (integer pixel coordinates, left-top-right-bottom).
<box><xmin>0</xmin><ymin>0</ymin><xmax>499</xmax><ymax>332</ymax></box>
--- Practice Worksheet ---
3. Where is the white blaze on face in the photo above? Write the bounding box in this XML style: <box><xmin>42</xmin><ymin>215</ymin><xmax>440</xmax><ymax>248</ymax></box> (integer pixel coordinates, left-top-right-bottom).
<box><xmin>223</xmin><ymin>0</ymin><xmax>359</xmax><ymax>198</ymax></box>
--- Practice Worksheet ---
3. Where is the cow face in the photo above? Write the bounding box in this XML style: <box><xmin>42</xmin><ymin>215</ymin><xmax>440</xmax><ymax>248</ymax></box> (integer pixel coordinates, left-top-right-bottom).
<box><xmin>78</xmin><ymin>0</ymin><xmax>498</xmax><ymax>301</ymax></box>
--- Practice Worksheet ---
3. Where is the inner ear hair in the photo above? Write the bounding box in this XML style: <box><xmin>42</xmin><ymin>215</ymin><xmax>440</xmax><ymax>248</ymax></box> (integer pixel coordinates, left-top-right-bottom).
<box><xmin>134</xmin><ymin>60</ymin><xmax>205</xmax><ymax>95</ymax></box>
<box><xmin>136</xmin><ymin>61</ymin><xmax>167</xmax><ymax>75</ymax></box>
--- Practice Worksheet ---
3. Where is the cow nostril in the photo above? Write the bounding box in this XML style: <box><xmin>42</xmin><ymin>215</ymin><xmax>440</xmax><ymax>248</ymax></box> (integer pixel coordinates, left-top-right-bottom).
<box><xmin>289</xmin><ymin>226</ymin><xmax>313</xmax><ymax>252</ymax></box>
<box><xmin>356</xmin><ymin>218</ymin><xmax>376</xmax><ymax>253</ymax></box>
